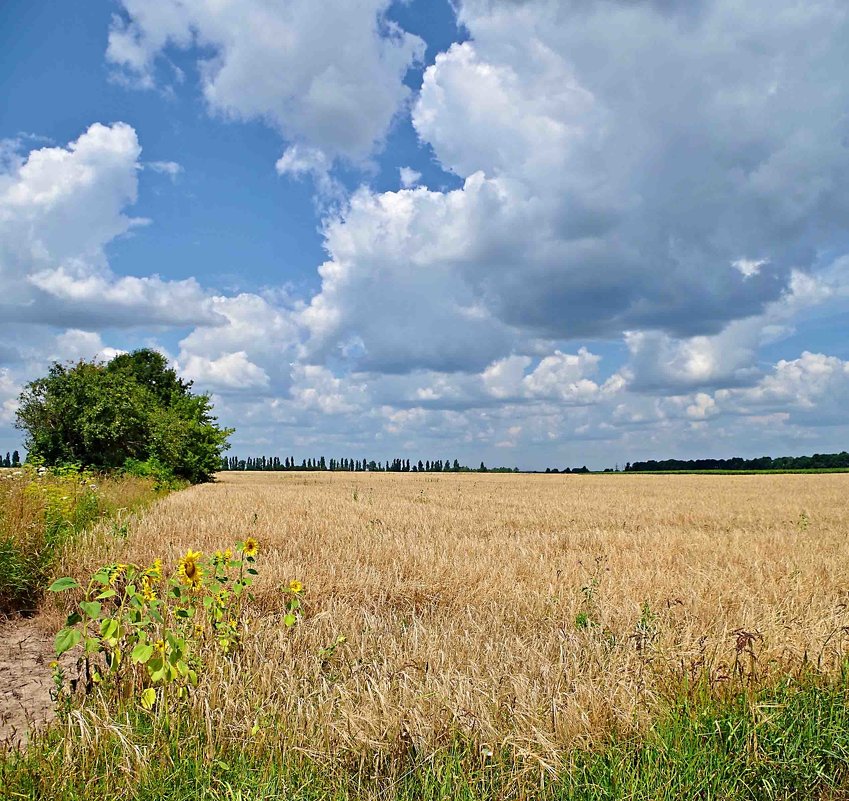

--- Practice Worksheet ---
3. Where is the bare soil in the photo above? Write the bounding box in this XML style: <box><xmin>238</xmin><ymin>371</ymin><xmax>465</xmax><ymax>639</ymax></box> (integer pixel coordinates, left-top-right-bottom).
<box><xmin>0</xmin><ymin>619</ymin><xmax>58</xmax><ymax>749</ymax></box>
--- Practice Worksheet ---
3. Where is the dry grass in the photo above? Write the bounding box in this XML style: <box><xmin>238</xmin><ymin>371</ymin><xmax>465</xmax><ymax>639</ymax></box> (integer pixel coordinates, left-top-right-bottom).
<box><xmin>52</xmin><ymin>471</ymin><xmax>849</xmax><ymax>765</ymax></box>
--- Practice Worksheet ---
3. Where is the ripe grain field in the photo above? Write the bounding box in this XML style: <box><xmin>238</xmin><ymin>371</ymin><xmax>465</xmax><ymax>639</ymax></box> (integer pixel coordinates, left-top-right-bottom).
<box><xmin>9</xmin><ymin>471</ymin><xmax>849</xmax><ymax>799</ymax></box>
<box><xmin>65</xmin><ymin>473</ymin><xmax>849</xmax><ymax>743</ymax></box>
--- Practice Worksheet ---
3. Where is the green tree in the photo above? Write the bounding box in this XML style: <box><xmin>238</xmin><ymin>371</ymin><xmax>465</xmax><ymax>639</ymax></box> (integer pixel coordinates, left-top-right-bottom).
<box><xmin>15</xmin><ymin>350</ymin><xmax>232</xmax><ymax>484</ymax></box>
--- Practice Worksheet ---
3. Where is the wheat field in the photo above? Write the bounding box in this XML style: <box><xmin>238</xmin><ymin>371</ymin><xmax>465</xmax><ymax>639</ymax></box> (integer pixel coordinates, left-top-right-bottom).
<box><xmin>49</xmin><ymin>471</ymin><xmax>849</xmax><ymax>769</ymax></box>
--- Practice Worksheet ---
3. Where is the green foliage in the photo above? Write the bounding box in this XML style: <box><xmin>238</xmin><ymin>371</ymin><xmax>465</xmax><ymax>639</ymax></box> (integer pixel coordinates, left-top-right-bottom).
<box><xmin>0</xmin><ymin>468</ymin><xmax>103</xmax><ymax>612</ymax></box>
<box><xmin>16</xmin><ymin>349</ymin><xmax>233</xmax><ymax>484</ymax></box>
<box><xmin>122</xmin><ymin>457</ymin><xmax>186</xmax><ymax>491</ymax></box>
<box><xmin>47</xmin><ymin>538</ymin><xmax>302</xmax><ymax>713</ymax></box>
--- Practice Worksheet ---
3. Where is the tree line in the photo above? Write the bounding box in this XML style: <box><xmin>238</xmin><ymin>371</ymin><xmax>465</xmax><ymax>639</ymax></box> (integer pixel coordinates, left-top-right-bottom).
<box><xmin>624</xmin><ymin>452</ymin><xmax>849</xmax><ymax>472</ymax></box>
<box><xmin>220</xmin><ymin>456</ymin><xmax>519</xmax><ymax>473</ymax></box>
<box><xmin>1</xmin><ymin>451</ymin><xmax>21</xmax><ymax>468</ymax></box>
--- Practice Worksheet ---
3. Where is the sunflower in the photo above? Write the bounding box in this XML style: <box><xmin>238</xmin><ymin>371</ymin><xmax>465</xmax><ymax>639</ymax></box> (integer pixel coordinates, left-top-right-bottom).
<box><xmin>109</xmin><ymin>563</ymin><xmax>128</xmax><ymax>586</ymax></box>
<box><xmin>141</xmin><ymin>576</ymin><xmax>157</xmax><ymax>601</ymax></box>
<box><xmin>288</xmin><ymin>579</ymin><xmax>303</xmax><ymax>594</ymax></box>
<box><xmin>242</xmin><ymin>537</ymin><xmax>259</xmax><ymax>558</ymax></box>
<box><xmin>148</xmin><ymin>558</ymin><xmax>163</xmax><ymax>580</ymax></box>
<box><xmin>178</xmin><ymin>549</ymin><xmax>204</xmax><ymax>589</ymax></box>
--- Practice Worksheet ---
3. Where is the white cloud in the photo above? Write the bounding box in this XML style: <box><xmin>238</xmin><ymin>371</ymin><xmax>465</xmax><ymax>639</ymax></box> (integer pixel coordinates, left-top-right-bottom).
<box><xmin>0</xmin><ymin>123</ymin><xmax>221</xmax><ymax>328</ymax></box>
<box><xmin>624</xmin><ymin>326</ymin><xmax>761</xmax><ymax>392</ymax></box>
<box><xmin>733</xmin><ymin>258</ymin><xmax>768</xmax><ymax>279</ymax></box>
<box><xmin>0</xmin><ymin>369</ymin><xmax>20</xmax><ymax>426</ymax></box>
<box><xmin>52</xmin><ymin>330</ymin><xmax>125</xmax><ymax>364</ymax></box>
<box><xmin>181</xmin><ymin>351</ymin><xmax>270</xmax><ymax>391</ymax></box>
<box><xmin>146</xmin><ymin>160</ymin><xmax>183</xmax><ymax>179</ymax></box>
<box><xmin>482</xmin><ymin>355</ymin><xmax>532</xmax><ymax>399</ymax></box>
<box><xmin>523</xmin><ymin>348</ymin><xmax>602</xmax><ymax>403</ymax></box>
<box><xmin>399</xmin><ymin>167</ymin><xmax>421</xmax><ymax>188</ymax></box>
<box><xmin>300</xmin><ymin>181</ymin><xmax>516</xmax><ymax>373</ymax></box>
<box><xmin>107</xmin><ymin>0</ymin><xmax>424</xmax><ymax>163</ymax></box>
<box><xmin>716</xmin><ymin>352</ymin><xmax>849</xmax><ymax>424</ymax></box>
<box><xmin>299</xmin><ymin>0</ymin><xmax>849</xmax><ymax>378</ymax></box>
<box><xmin>290</xmin><ymin>365</ymin><xmax>366</xmax><ymax>415</ymax></box>
<box><xmin>27</xmin><ymin>267</ymin><xmax>218</xmax><ymax>327</ymax></box>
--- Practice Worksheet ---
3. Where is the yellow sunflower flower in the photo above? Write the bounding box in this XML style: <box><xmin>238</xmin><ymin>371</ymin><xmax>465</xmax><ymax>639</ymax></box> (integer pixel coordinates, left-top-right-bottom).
<box><xmin>288</xmin><ymin>579</ymin><xmax>303</xmax><ymax>594</ymax></box>
<box><xmin>141</xmin><ymin>576</ymin><xmax>157</xmax><ymax>601</ymax></box>
<box><xmin>109</xmin><ymin>563</ymin><xmax>128</xmax><ymax>586</ymax></box>
<box><xmin>178</xmin><ymin>549</ymin><xmax>204</xmax><ymax>590</ymax></box>
<box><xmin>242</xmin><ymin>537</ymin><xmax>259</xmax><ymax>558</ymax></box>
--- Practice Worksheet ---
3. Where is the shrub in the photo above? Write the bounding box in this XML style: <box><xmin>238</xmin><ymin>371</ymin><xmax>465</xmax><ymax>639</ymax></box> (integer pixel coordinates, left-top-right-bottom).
<box><xmin>16</xmin><ymin>349</ymin><xmax>233</xmax><ymax>484</ymax></box>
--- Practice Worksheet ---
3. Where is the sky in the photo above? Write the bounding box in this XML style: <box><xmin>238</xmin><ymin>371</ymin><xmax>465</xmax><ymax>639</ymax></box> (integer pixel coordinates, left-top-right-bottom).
<box><xmin>1</xmin><ymin>0</ymin><xmax>848</xmax><ymax>470</ymax></box>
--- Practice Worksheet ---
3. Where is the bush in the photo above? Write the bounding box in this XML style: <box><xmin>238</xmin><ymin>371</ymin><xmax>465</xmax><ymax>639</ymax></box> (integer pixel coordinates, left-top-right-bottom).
<box><xmin>122</xmin><ymin>458</ymin><xmax>185</xmax><ymax>491</ymax></box>
<box><xmin>15</xmin><ymin>350</ymin><xmax>233</xmax><ymax>484</ymax></box>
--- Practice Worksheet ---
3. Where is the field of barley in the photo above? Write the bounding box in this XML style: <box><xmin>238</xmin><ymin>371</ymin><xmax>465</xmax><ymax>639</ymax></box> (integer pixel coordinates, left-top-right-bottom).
<box><xmin>64</xmin><ymin>474</ymin><xmax>849</xmax><ymax>739</ymax></box>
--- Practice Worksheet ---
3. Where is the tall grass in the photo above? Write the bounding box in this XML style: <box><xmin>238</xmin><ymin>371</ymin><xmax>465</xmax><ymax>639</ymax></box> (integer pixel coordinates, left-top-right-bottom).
<box><xmin>3</xmin><ymin>671</ymin><xmax>848</xmax><ymax>799</ymax></box>
<box><xmin>0</xmin><ymin>467</ymin><xmax>166</xmax><ymax>613</ymax></box>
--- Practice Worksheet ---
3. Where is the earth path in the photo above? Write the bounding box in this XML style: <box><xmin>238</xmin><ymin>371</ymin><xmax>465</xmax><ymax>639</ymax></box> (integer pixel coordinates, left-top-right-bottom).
<box><xmin>0</xmin><ymin>618</ymin><xmax>58</xmax><ymax>749</ymax></box>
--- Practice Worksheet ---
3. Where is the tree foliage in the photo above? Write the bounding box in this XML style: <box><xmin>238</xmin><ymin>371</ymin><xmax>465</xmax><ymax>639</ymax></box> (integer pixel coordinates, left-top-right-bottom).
<box><xmin>625</xmin><ymin>452</ymin><xmax>849</xmax><ymax>472</ymax></box>
<box><xmin>16</xmin><ymin>350</ymin><xmax>233</xmax><ymax>483</ymax></box>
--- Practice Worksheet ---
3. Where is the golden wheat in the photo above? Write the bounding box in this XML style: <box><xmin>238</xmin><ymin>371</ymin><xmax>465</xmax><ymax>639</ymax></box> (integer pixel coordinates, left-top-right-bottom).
<box><xmin>50</xmin><ymin>472</ymin><xmax>849</xmax><ymax>764</ymax></box>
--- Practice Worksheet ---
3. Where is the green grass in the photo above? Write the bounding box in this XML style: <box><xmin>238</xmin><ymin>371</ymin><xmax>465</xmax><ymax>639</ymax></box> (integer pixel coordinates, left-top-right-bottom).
<box><xmin>3</xmin><ymin>672</ymin><xmax>849</xmax><ymax>800</ymax></box>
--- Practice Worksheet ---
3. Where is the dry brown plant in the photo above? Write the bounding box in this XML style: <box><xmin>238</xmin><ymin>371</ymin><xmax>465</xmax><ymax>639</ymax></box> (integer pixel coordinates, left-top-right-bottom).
<box><xmin>53</xmin><ymin>471</ymin><xmax>849</xmax><ymax>766</ymax></box>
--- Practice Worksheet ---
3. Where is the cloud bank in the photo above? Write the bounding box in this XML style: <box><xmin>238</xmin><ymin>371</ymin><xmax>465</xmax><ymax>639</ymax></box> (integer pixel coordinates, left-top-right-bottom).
<box><xmin>3</xmin><ymin>0</ymin><xmax>849</xmax><ymax>466</ymax></box>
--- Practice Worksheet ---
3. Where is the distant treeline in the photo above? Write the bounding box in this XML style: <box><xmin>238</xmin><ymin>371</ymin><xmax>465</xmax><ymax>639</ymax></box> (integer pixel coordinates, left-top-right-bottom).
<box><xmin>1</xmin><ymin>451</ymin><xmax>21</xmax><ymax>468</ymax></box>
<box><xmin>624</xmin><ymin>452</ymin><xmax>849</xmax><ymax>472</ymax></box>
<box><xmin>221</xmin><ymin>456</ymin><xmax>519</xmax><ymax>473</ymax></box>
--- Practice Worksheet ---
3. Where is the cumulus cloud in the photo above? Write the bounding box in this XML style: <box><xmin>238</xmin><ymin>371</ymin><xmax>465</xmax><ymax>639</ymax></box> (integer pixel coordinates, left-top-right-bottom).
<box><xmin>107</xmin><ymin>0</ymin><xmax>424</xmax><ymax>163</ymax></box>
<box><xmin>716</xmin><ymin>352</ymin><xmax>849</xmax><ymax>425</ymax></box>
<box><xmin>290</xmin><ymin>364</ymin><xmax>367</xmax><ymax>415</ymax></box>
<box><xmin>298</xmin><ymin>0</ymin><xmax>849</xmax><ymax>378</ymax></box>
<box><xmin>522</xmin><ymin>349</ymin><xmax>603</xmax><ymax>403</ymax></box>
<box><xmin>0</xmin><ymin>123</ymin><xmax>222</xmax><ymax>328</ymax></box>
<box><xmin>51</xmin><ymin>330</ymin><xmax>125</xmax><ymax>364</ymax></box>
<box><xmin>300</xmin><ymin>183</ymin><xmax>516</xmax><ymax>373</ymax></box>
<box><xmin>0</xmin><ymin>369</ymin><xmax>21</xmax><ymax>426</ymax></box>
<box><xmin>177</xmin><ymin>293</ymin><xmax>300</xmax><ymax>395</ymax></box>
<box><xmin>181</xmin><ymin>351</ymin><xmax>270</xmax><ymax>391</ymax></box>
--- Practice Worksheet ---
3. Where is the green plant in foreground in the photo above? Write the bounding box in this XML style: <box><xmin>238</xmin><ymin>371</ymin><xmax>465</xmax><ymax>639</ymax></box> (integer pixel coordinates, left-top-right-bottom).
<box><xmin>48</xmin><ymin>538</ymin><xmax>304</xmax><ymax>712</ymax></box>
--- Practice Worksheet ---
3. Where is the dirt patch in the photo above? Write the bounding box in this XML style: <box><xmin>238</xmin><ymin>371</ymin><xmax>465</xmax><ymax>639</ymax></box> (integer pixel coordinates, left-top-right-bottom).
<box><xmin>0</xmin><ymin>618</ymin><xmax>58</xmax><ymax>749</ymax></box>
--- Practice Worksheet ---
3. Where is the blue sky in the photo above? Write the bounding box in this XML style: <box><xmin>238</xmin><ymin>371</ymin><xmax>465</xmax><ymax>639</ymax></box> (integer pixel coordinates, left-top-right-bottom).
<box><xmin>1</xmin><ymin>0</ymin><xmax>848</xmax><ymax>469</ymax></box>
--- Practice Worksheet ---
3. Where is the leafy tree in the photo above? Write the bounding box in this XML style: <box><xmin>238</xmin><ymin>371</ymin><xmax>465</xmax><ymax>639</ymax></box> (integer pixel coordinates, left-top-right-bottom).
<box><xmin>16</xmin><ymin>350</ymin><xmax>232</xmax><ymax>484</ymax></box>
